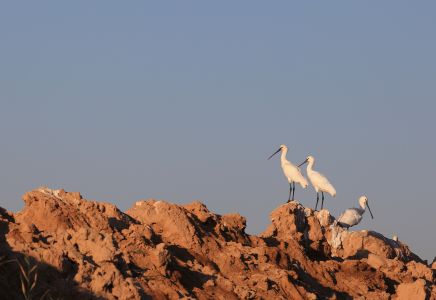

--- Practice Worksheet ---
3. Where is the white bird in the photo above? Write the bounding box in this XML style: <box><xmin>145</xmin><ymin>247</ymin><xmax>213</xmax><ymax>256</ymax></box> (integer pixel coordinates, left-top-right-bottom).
<box><xmin>337</xmin><ymin>195</ymin><xmax>374</xmax><ymax>229</ymax></box>
<box><xmin>268</xmin><ymin>144</ymin><xmax>308</xmax><ymax>202</ymax></box>
<box><xmin>298</xmin><ymin>155</ymin><xmax>336</xmax><ymax>210</ymax></box>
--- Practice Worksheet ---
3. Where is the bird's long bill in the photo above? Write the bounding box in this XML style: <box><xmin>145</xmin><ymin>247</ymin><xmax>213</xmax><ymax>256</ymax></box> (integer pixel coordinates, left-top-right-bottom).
<box><xmin>367</xmin><ymin>203</ymin><xmax>374</xmax><ymax>219</ymax></box>
<box><xmin>267</xmin><ymin>148</ymin><xmax>281</xmax><ymax>160</ymax></box>
<box><xmin>297</xmin><ymin>158</ymin><xmax>308</xmax><ymax>167</ymax></box>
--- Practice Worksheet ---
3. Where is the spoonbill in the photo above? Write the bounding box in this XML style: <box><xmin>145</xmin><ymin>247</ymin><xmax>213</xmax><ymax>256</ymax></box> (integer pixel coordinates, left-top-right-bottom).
<box><xmin>298</xmin><ymin>155</ymin><xmax>336</xmax><ymax>210</ymax></box>
<box><xmin>337</xmin><ymin>195</ymin><xmax>374</xmax><ymax>229</ymax></box>
<box><xmin>268</xmin><ymin>145</ymin><xmax>308</xmax><ymax>202</ymax></box>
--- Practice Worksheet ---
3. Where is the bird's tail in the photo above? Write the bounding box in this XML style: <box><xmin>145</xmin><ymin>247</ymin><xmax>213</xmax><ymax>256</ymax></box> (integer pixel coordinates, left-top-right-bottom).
<box><xmin>329</xmin><ymin>185</ymin><xmax>337</xmax><ymax>197</ymax></box>
<box><xmin>299</xmin><ymin>177</ymin><xmax>309</xmax><ymax>189</ymax></box>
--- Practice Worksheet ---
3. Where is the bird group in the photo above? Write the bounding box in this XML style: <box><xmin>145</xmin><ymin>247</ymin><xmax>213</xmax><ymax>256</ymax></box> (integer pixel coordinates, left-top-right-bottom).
<box><xmin>268</xmin><ymin>144</ymin><xmax>374</xmax><ymax>229</ymax></box>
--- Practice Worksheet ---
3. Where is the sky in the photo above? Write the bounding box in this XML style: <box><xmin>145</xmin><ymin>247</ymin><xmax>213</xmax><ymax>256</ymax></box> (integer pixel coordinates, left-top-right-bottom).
<box><xmin>1</xmin><ymin>2</ymin><xmax>435</xmax><ymax>261</ymax></box>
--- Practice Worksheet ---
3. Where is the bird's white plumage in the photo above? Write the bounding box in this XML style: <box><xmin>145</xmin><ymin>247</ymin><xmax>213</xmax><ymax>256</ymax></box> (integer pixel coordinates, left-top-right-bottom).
<box><xmin>280</xmin><ymin>146</ymin><xmax>308</xmax><ymax>188</ymax></box>
<box><xmin>338</xmin><ymin>208</ymin><xmax>364</xmax><ymax>228</ymax></box>
<box><xmin>305</xmin><ymin>155</ymin><xmax>336</xmax><ymax>196</ymax></box>
<box><xmin>337</xmin><ymin>195</ymin><xmax>370</xmax><ymax>228</ymax></box>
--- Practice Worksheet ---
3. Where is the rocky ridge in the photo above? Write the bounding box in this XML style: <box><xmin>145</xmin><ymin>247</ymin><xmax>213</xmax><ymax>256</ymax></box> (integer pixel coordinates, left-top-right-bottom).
<box><xmin>0</xmin><ymin>187</ymin><xmax>435</xmax><ymax>299</ymax></box>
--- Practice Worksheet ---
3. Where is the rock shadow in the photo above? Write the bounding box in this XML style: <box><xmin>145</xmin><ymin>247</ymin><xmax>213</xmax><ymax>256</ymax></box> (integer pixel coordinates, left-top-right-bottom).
<box><xmin>0</xmin><ymin>210</ymin><xmax>103</xmax><ymax>299</ymax></box>
<box><xmin>294</xmin><ymin>268</ymin><xmax>352</xmax><ymax>300</ymax></box>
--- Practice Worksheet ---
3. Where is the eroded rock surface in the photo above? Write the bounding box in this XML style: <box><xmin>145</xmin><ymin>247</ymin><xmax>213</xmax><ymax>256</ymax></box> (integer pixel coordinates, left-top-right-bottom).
<box><xmin>0</xmin><ymin>189</ymin><xmax>434</xmax><ymax>299</ymax></box>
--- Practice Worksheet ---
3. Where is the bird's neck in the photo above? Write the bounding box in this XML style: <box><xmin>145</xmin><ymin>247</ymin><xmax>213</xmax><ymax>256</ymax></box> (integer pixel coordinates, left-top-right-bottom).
<box><xmin>280</xmin><ymin>149</ymin><xmax>288</xmax><ymax>164</ymax></box>
<box><xmin>307</xmin><ymin>160</ymin><xmax>314</xmax><ymax>172</ymax></box>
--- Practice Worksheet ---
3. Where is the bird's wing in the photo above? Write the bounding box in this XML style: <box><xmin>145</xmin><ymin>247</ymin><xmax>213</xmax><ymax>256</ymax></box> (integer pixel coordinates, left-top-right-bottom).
<box><xmin>314</xmin><ymin>171</ymin><xmax>331</xmax><ymax>185</ymax></box>
<box><xmin>337</xmin><ymin>209</ymin><xmax>350</xmax><ymax>222</ymax></box>
<box><xmin>283</xmin><ymin>162</ymin><xmax>308</xmax><ymax>186</ymax></box>
<box><xmin>340</xmin><ymin>208</ymin><xmax>364</xmax><ymax>228</ymax></box>
<box><xmin>338</xmin><ymin>208</ymin><xmax>360</xmax><ymax>222</ymax></box>
<box><xmin>312</xmin><ymin>171</ymin><xmax>336</xmax><ymax>195</ymax></box>
<box><xmin>282</xmin><ymin>161</ymin><xmax>300</xmax><ymax>176</ymax></box>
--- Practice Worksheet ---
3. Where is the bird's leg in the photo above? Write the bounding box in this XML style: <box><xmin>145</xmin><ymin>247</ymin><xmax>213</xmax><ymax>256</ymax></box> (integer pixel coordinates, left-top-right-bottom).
<box><xmin>288</xmin><ymin>183</ymin><xmax>292</xmax><ymax>203</ymax></box>
<box><xmin>292</xmin><ymin>182</ymin><xmax>296</xmax><ymax>200</ymax></box>
<box><xmin>321</xmin><ymin>192</ymin><xmax>325</xmax><ymax>209</ymax></box>
<box><xmin>315</xmin><ymin>193</ymin><xmax>319</xmax><ymax>211</ymax></box>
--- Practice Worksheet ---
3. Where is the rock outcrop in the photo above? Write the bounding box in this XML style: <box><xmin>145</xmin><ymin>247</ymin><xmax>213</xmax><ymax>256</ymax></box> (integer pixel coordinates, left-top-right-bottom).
<box><xmin>0</xmin><ymin>188</ymin><xmax>434</xmax><ymax>299</ymax></box>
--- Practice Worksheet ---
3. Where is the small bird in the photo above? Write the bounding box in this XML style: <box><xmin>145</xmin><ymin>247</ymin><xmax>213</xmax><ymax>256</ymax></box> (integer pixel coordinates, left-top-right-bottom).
<box><xmin>337</xmin><ymin>195</ymin><xmax>374</xmax><ymax>229</ymax></box>
<box><xmin>268</xmin><ymin>145</ymin><xmax>308</xmax><ymax>202</ymax></box>
<box><xmin>298</xmin><ymin>155</ymin><xmax>336</xmax><ymax>210</ymax></box>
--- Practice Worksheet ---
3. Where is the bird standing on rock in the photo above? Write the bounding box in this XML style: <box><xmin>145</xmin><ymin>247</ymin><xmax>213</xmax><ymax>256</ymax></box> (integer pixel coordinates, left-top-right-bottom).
<box><xmin>337</xmin><ymin>195</ymin><xmax>374</xmax><ymax>229</ymax></box>
<box><xmin>268</xmin><ymin>145</ymin><xmax>308</xmax><ymax>202</ymax></box>
<box><xmin>298</xmin><ymin>155</ymin><xmax>336</xmax><ymax>210</ymax></box>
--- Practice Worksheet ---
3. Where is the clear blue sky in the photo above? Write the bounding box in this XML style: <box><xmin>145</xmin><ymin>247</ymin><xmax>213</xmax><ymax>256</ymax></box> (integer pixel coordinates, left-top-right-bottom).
<box><xmin>1</xmin><ymin>2</ymin><xmax>435</xmax><ymax>261</ymax></box>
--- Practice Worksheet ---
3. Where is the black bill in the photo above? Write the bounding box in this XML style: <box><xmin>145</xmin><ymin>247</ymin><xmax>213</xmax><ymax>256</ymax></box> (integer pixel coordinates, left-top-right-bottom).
<box><xmin>297</xmin><ymin>158</ymin><xmax>309</xmax><ymax>167</ymax></box>
<box><xmin>267</xmin><ymin>148</ymin><xmax>282</xmax><ymax>160</ymax></box>
<box><xmin>367</xmin><ymin>203</ymin><xmax>374</xmax><ymax>219</ymax></box>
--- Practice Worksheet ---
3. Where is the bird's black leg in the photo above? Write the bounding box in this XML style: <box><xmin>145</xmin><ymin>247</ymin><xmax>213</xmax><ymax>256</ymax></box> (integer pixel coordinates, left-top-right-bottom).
<box><xmin>315</xmin><ymin>193</ymin><xmax>319</xmax><ymax>210</ymax></box>
<box><xmin>292</xmin><ymin>182</ymin><xmax>296</xmax><ymax>200</ymax></box>
<box><xmin>321</xmin><ymin>192</ymin><xmax>325</xmax><ymax>209</ymax></box>
<box><xmin>288</xmin><ymin>183</ymin><xmax>292</xmax><ymax>203</ymax></box>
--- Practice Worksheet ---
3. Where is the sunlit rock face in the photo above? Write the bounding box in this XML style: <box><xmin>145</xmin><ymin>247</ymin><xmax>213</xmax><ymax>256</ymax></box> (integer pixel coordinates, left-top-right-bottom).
<box><xmin>0</xmin><ymin>189</ymin><xmax>434</xmax><ymax>299</ymax></box>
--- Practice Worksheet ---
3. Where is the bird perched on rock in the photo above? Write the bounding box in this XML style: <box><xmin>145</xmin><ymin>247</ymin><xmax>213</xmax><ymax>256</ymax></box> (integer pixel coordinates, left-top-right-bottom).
<box><xmin>268</xmin><ymin>145</ymin><xmax>308</xmax><ymax>202</ymax></box>
<box><xmin>298</xmin><ymin>155</ymin><xmax>336</xmax><ymax>210</ymax></box>
<box><xmin>337</xmin><ymin>195</ymin><xmax>374</xmax><ymax>229</ymax></box>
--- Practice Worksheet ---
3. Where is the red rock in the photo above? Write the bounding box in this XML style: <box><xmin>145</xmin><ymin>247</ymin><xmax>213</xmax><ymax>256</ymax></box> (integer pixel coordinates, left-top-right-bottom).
<box><xmin>367</xmin><ymin>253</ymin><xmax>387</xmax><ymax>269</ymax></box>
<box><xmin>395</xmin><ymin>279</ymin><xmax>428</xmax><ymax>300</ymax></box>
<box><xmin>406</xmin><ymin>261</ymin><xmax>434</xmax><ymax>281</ymax></box>
<box><xmin>0</xmin><ymin>188</ymin><xmax>434</xmax><ymax>299</ymax></box>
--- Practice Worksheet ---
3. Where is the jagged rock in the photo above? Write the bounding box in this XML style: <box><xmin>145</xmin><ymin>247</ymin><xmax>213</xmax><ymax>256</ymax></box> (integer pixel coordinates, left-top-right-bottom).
<box><xmin>261</xmin><ymin>201</ymin><xmax>307</xmax><ymax>242</ymax></box>
<box><xmin>0</xmin><ymin>189</ymin><xmax>434</xmax><ymax>299</ymax></box>
<box><xmin>315</xmin><ymin>209</ymin><xmax>334</xmax><ymax>227</ymax></box>
<box><xmin>127</xmin><ymin>199</ymin><xmax>204</xmax><ymax>250</ymax></box>
<box><xmin>406</xmin><ymin>261</ymin><xmax>434</xmax><ymax>282</ymax></box>
<box><xmin>366</xmin><ymin>253</ymin><xmax>387</xmax><ymax>269</ymax></box>
<box><xmin>395</xmin><ymin>279</ymin><xmax>428</xmax><ymax>300</ymax></box>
